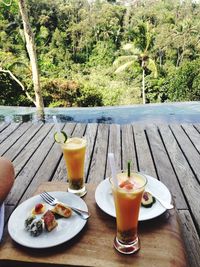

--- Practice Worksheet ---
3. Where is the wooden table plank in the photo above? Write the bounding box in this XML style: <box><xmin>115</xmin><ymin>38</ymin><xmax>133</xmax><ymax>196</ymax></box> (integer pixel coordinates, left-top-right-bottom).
<box><xmin>0</xmin><ymin>182</ymin><xmax>187</xmax><ymax>267</ymax></box>
<box><xmin>145</xmin><ymin>125</ymin><xmax>187</xmax><ymax>209</ymax></box>
<box><xmin>178</xmin><ymin>210</ymin><xmax>200</xmax><ymax>267</ymax></box>
<box><xmin>133</xmin><ymin>124</ymin><xmax>157</xmax><ymax>178</ymax></box>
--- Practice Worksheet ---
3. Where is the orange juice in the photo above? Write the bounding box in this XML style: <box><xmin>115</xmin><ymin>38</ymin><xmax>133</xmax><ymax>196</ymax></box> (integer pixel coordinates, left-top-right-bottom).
<box><xmin>61</xmin><ymin>137</ymin><xmax>87</xmax><ymax>196</ymax></box>
<box><xmin>110</xmin><ymin>172</ymin><xmax>147</xmax><ymax>254</ymax></box>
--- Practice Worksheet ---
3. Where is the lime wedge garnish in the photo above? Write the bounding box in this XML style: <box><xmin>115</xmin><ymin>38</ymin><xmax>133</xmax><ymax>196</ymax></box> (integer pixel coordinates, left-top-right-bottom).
<box><xmin>54</xmin><ymin>131</ymin><xmax>68</xmax><ymax>143</ymax></box>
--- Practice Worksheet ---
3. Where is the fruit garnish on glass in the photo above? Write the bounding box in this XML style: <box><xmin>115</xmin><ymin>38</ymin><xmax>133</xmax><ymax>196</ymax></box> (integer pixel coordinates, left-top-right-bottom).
<box><xmin>54</xmin><ymin>131</ymin><xmax>68</xmax><ymax>144</ymax></box>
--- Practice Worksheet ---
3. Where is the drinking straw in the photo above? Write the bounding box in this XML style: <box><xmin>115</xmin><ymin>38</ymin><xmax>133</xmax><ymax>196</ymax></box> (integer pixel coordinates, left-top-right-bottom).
<box><xmin>53</xmin><ymin>115</ymin><xmax>61</xmax><ymax>134</ymax></box>
<box><xmin>108</xmin><ymin>153</ymin><xmax>118</xmax><ymax>187</ymax></box>
<box><xmin>53</xmin><ymin>115</ymin><xmax>64</xmax><ymax>144</ymax></box>
<box><xmin>127</xmin><ymin>160</ymin><xmax>131</xmax><ymax>177</ymax></box>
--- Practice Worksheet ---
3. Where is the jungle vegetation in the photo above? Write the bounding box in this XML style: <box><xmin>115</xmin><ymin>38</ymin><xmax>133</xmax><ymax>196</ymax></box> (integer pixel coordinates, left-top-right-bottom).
<box><xmin>0</xmin><ymin>0</ymin><xmax>200</xmax><ymax>108</ymax></box>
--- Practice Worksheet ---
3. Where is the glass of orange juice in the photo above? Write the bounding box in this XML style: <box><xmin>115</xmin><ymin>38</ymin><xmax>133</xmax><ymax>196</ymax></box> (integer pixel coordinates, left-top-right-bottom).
<box><xmin>61</xmin><ymin>137</ymin><xmax>87</xmax><ymax>197</ymax></box>
<box><xmin>110</xmin><ymin>171</ymin><xmax>147</xmax><ymax>254</ymax></box>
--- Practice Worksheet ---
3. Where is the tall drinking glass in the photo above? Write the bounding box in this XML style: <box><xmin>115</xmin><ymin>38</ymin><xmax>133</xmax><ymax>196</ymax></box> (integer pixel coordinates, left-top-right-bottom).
<box><xmin>61</xmin><ymin>137</ymin><xmax>87</xmax><ymax>197</ymax></box>
<box><xmin>110</xmin><ymin>172</ymin><xmax>147</xmax><ymax>254</ymax></box>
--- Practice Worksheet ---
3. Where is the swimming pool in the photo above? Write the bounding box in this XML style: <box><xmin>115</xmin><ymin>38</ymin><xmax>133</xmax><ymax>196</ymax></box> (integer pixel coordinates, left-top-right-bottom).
<box><xmin>1</xmin><ymin>102</ymin><xmax>200</xmax><ymax>124</ymax></box>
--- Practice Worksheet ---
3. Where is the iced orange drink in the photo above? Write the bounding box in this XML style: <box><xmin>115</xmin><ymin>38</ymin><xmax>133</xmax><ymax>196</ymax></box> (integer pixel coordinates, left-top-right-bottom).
<box><xmin>110</xmin><ymin>172</ymin><xmax>147</xmax><ymax>254</ymax></box>
<box><xmin>61</xmin><ymin>137</ymin><xmax>87</xmax><ymax>197</ymax></box>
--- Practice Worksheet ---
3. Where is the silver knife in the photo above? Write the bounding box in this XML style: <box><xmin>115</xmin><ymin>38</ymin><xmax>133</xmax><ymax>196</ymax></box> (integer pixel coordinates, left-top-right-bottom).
<box><xmin>0</xmin><ymin>202</ymin><xmax>5</xmax><ymax>242</ymax></box>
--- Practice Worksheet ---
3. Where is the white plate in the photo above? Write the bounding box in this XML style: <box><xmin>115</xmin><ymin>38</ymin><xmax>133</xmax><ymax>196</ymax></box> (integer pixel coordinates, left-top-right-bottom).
<box><xmin>8</xmin><ymin>192</ymin><xmax>88</xmax><ymax>248</ymax></box>
<box><xmin>95</xmin><ymin>175</ymin><xmax>172</xmax><ymax>221</ymax></box>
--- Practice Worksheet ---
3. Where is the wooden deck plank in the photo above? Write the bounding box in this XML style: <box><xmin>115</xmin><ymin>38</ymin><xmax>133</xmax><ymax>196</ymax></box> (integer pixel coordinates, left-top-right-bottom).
<box><xmin>72</xmin><ymin>123</ymin><xmax>87</xmax><ymax>137</ymax></box>
<box><xmin>2</xmin><ymin>123</ymin><xmax>43</xmax><ymax>161</ymax></box>
<box><xmin>182</xmin><ymin>124</ymin><xmax>200</xmax><ymax>153</ymax></box>
<box><xmin>87</xmin><ymin>124</ymin><xmax>109</xmax><ymax>183</ymax></box>
<box><xmin>84</xmin><ymin>123</ymin><xmax>98</xmax><ymax>180</ymax></box>
<box><xmin>105</xmin><ymin>124</ymin><xmax>121</xmax><ymax>178</ymax></box>
<box><xmin>159</xmin><ymin>124</ymin><xmax>200</xmax><ymax>229</ymax></box>
<box><xmin>0</xmin><ymin>122</ymin><xmax>32</xmax><ymax>157</ymax></box>
<box><xmin>0</xmin><ymin>122</ymin><xmax>9</xmax><ymax>132</ymax></box>
<box><xmin>51</xmin><ymin>123</ymin><xmax>76</xmax><ymax>182</ymax></box>
<box><xmin>121</xmin><ymin>124</ymin><xmax>137</xmax><ymax>172</ymax></box>
<box><xmin>0</xmin><ymin>123</ymin><xmax>21</xmax><ymax>144</ymax></box>
<box><xmin>12</xmin><ymin>123</ymin><xmax>53</xmax><ymax>176</ymax></box>
<box><xmin>0</xmin><ymin>122</ymin><xmax>199</xmax><ymax>267</ymax></box>
<box><xmin>6</xmin><ymin>124</ymin><xmax>56</xmax><ymax>206</ymax></box>
<box><xmin>145</xmin><ymin>125</ymin><xmax>187</xmax><ymax>209</ymax></box>
<box><xmin>178</xmin><ymin>210</ymin><xmax>200</xmax><ymax>267</ymax></box>
<box><xmin>133</xmin><ymin>124</ymin><xmax>157</xmax><ymax>178</ymax></box>
<box><xmin>19</xmin><ymin>125</ymin><xmax>66</xmax><ymax>203</ymax></box>
<box><xmin>170</xmin><ymin>124</ymin><xmax>200</xmax><ymax>183</ymax></box>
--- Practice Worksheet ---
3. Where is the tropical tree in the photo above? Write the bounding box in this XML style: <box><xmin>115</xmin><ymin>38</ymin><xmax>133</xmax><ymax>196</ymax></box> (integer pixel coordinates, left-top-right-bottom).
<box><xmin>18</xmin><ymin>0</ymin><xmax>44</xmax><ymax>113</ymax></box>
<box><xmin>114</xmin><ymin>21</ymin><xmax>157</xmax><ymax>104</ymax></box>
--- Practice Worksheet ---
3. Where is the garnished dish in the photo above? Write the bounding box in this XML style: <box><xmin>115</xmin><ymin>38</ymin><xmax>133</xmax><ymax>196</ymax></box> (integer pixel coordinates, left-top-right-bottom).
<box><xmin>51</xmin><ymin>203</ymin><xmax>72</xmax><ymax>218</ymax></box>
<box><xmin>24</xmin><ymin>202</ymin><xmax>72</xmax><ymax>237</ymax></box>
<box><xmin>95</xmin><ymin>174</ymin><xmax>172</xmax><ymax>221</ymax></box>
<box><xmin>141</xmin><ymin>192</ymin><xmax>156</xmax><ymax>208</ymax></box>
<box><xmin>31</xmin><ymin>203</ymin><xmax>46</xmax><ymax>215</ymax></box>
<box><xmin>8</xmin><ymin>191</ymin><xmax>88</xmax><ymax>248</ymax></box>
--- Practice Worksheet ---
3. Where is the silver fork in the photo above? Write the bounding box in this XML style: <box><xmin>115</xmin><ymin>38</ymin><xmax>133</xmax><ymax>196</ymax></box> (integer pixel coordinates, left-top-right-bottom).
<box><xmin>40</xmin><ymin>191</ymin><xmax>90</xmax><ymax>220</ymax></box>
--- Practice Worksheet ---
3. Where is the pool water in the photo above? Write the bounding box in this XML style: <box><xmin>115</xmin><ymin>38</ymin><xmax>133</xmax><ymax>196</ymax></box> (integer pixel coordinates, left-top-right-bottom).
<box><xmin>1</xmin><ymin>102</ymin><xmax>200</xmax><ymax>124</ymax></box>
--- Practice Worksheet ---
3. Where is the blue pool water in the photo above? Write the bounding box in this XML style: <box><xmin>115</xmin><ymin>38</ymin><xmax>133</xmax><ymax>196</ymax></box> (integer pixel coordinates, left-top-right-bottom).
<box><xmin>1</xmin><ymin>102</ymin><xmax>200</xmax><ymax>124</ymax></box>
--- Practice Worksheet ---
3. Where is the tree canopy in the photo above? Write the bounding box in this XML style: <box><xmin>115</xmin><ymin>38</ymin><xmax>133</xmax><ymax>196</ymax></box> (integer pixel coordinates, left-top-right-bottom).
<box><xmin>0</xmin><ymin>0</ymin><xmax>200</xmax><ymax>107</ymax></box>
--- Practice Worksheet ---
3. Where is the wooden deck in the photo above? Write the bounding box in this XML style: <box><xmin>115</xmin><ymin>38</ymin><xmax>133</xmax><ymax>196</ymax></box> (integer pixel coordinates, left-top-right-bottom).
<box><xmin>1</xmin><ymin>121</ymin><xmax>200</xmax><ymax>267</ymax></box>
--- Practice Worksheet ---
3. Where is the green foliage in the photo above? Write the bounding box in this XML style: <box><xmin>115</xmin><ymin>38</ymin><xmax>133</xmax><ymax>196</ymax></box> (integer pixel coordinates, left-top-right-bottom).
<box><xmin>41</xmin><ymin>78</ymin><xmax>81</xmax><ymax>107</ymax></box>
<box><xmin>0</xmin><ymin>0</ymin><xmax>200</xmax><ymax>107</ymax></box>
<box><xmin>0</xmin><ymin>72</ymin><xmax>30</xmax><ymax>106</ymax></box>
<box><xmin>88</xmin><ymin>40</ymin><xmax>116</xmax><ymax>67</ymax></box>
<box><xmin>167</xmin><ymin>60</ymin><xmax>200</xmax><ymax>101</ymax></box>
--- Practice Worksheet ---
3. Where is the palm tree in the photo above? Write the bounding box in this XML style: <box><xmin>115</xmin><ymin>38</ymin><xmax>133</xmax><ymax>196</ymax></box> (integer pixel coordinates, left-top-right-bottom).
<box><xmin>114</xmin><ymin>21</ymin><xmax>157</xmax><ymax>104</ymax></box>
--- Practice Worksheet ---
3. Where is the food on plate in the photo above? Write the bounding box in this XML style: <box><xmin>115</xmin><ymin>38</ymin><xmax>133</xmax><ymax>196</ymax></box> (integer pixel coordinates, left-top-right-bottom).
<box><xmin>29</xmin><ymin>219</ymin><xmax>43</xmax><ymax>237</ymax></box>
<box><xmin>43</xmin><ymin>210</ymin><xmax>58</xmax><ymax>232</ymax></box>
<box><xmin>51</xmin><ymin>203</ymin><xmax>72</xmax><ymax>218</ymax></box>
<box><xmin>31</xmin><ymin>203</ymin><xmax>46</xmax><ymax>215</ymax></box>
<box><xmin>141</xmin><ymin>191</ymin><xmax>156</xmax><ymax>208</ymax></box>
<box><xmin>24</xmin><ymin>214</ymin><xmax>36</xmax><ymax>230</ymax></box>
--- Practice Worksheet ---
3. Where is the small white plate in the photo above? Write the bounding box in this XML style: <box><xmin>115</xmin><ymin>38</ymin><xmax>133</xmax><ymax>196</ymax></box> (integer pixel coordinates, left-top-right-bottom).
<box><xmin>8</xmin><ymin>192</ymin><xmax>88</xmax><ymax>248</ymax></box>
<box><xmin>95</xmin><ymin>175</ymin><xmax>172</xmax><ymax>221</ymax></box>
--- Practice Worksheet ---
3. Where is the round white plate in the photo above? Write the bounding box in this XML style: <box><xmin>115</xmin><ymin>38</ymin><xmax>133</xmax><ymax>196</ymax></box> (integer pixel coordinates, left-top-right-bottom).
<box><xmin>8</xmin><ymin>191</ymin><xmax>88</xmax><ymax>248</ymax></box>
<box><xmin>95</xmin><ymin>175</ymin><xmax>172</xmax><ymax>221</ymax></box>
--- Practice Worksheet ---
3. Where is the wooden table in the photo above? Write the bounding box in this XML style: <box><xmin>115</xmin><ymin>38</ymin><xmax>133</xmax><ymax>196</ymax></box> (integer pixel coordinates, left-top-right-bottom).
<box><xmin>0</xmin><ymin>122</ymin><xmax>200</xmax><ymax>266</ymax></box>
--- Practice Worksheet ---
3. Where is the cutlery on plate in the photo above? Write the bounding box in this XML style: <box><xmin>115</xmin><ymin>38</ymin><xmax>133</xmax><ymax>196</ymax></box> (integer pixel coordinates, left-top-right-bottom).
<box><xmin>145</xmin><ymin>189</ymin><xmax>174</xmax><ymax>210</ymax></box>
<box><xmin>40</xmin><ymin>191</ymin><xmax>90</xmax><ymax>220</ymax></box>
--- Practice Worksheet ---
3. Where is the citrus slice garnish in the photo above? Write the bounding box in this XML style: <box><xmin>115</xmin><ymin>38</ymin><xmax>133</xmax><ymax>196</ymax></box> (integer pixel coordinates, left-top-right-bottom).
<box><xmin>54</xmin><ymin>131</ymin><xmax>68</xmax><ymax>143</ymax></box>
